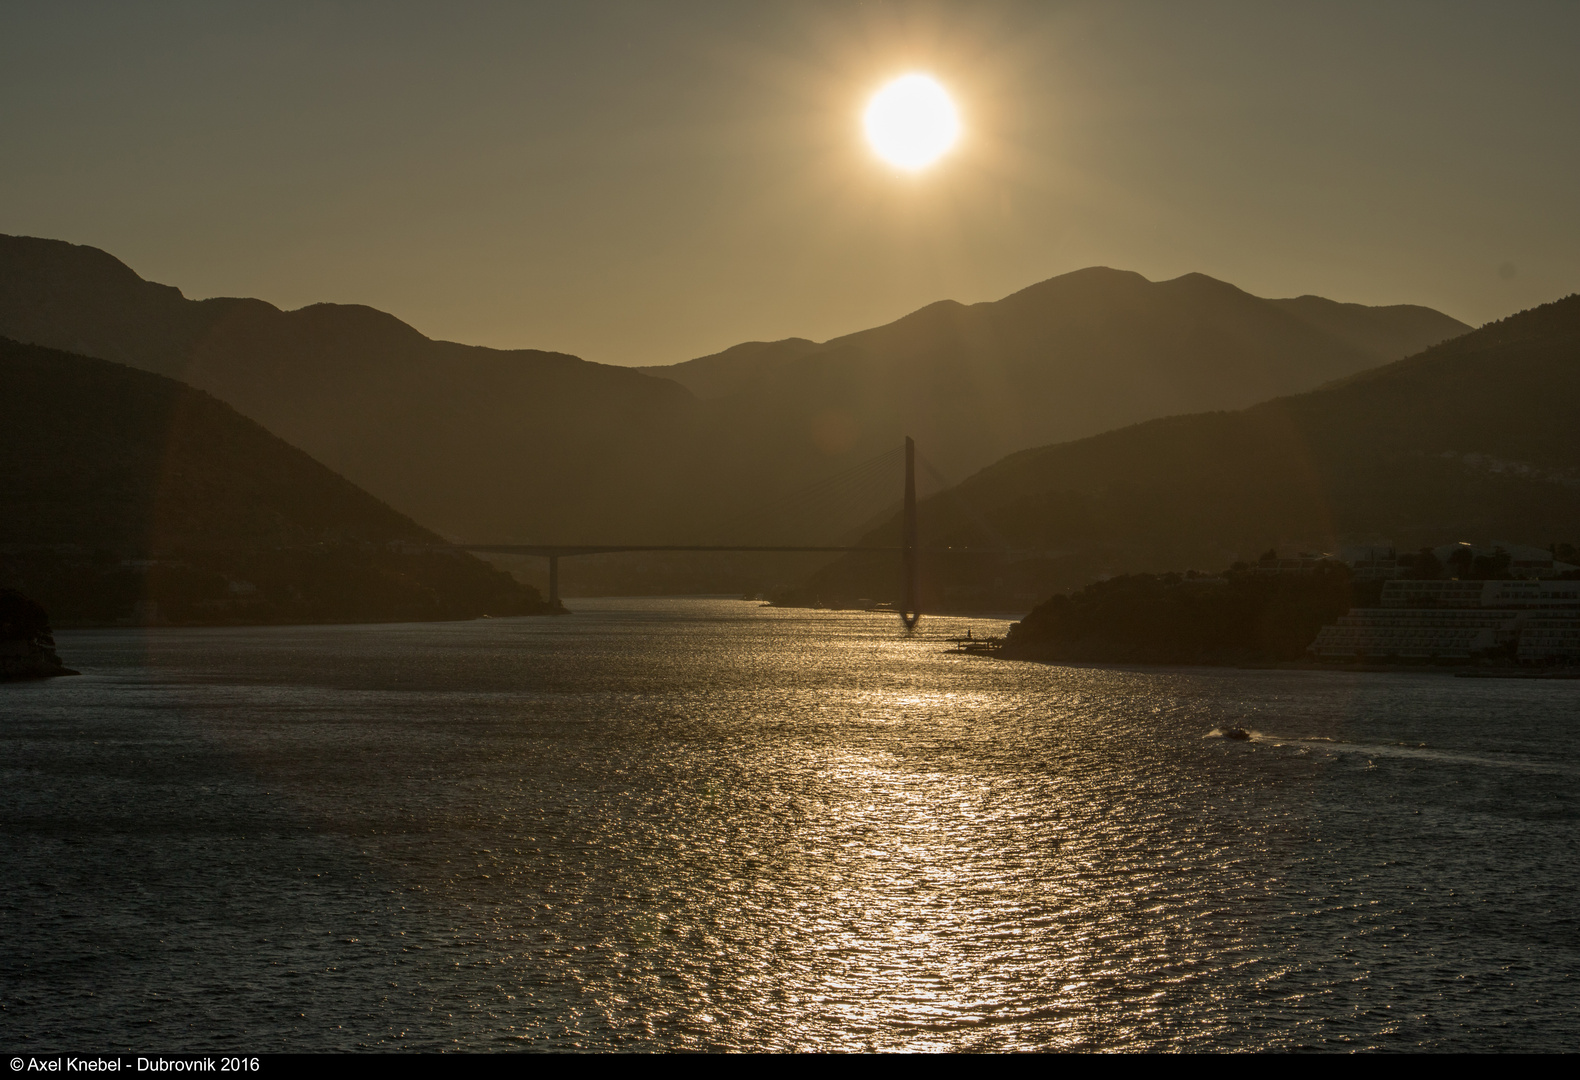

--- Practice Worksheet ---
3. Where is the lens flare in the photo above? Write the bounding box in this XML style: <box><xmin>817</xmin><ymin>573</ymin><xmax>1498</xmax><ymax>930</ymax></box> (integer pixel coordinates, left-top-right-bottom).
<box><xmin>863</xmin><ymin>74</ymin><xmax>961</xmax><ymax>172</ymax></box>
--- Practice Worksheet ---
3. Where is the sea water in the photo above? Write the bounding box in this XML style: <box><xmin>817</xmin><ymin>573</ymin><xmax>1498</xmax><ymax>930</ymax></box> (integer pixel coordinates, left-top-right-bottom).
<box><xmin>2</xmin><ymin>598</ymin><xmax>1577</xmax><ymax>1051</ymax></box>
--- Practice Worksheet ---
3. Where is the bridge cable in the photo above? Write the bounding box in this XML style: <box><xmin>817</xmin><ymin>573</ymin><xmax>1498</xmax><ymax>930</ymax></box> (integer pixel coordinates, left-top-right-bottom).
<box><xmin>913</xmin><ymin>450</ymin><xmax>1014</xmax><ymax>554</ymax></box>
<box><xmin>704</xmin><ymin>445</ymin><xmax>907</xmax><ymax>545</ymax></box>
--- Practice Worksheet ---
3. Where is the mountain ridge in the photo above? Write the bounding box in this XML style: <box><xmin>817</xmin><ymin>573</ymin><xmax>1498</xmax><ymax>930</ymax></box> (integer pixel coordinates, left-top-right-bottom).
<box><xmin>0</xmin><ymin>233</ymin><xmax>700</xmax><ymax>545</ymax></box>
<box><xmin>651</xmin><ymin>266</ymin><xmax>1471</xmax><ymax>540</ymax></box>
<box><xmin>799</xmin><ymin>293</ymin><xmax>1580</xmax><ymax>611</ymax></box>
<box><xmin>645</xmin><ymin>266</ymin><xmax>1466</xmax><ymax>405</ymax></box>
<box><xmin>0</xmin><ymin>234</ymin><xmax>1471</xmax><ymax>582</ymax></box>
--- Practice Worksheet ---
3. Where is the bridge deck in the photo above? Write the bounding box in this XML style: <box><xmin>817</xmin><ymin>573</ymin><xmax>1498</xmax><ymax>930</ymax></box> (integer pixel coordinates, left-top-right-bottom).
<box><xmin>461</xmin><ymin>542</ymin><xmax>1046</xmax><ymax>610</ymax></box>
<box><xmin>464</xmin><ymin>544</ymin><xmax>901</xmax><ymax>557</ymax></box>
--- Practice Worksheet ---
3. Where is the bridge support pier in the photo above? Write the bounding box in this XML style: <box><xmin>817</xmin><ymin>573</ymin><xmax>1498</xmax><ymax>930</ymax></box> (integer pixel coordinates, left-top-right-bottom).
<box><xmin>548</xmin><ymin>554</ymin><xmax>560</xmax><ymax>610</ymax></box>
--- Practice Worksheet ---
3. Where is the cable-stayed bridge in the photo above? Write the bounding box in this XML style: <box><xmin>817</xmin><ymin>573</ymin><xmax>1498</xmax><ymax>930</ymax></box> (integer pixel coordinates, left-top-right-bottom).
<box><xmin>465</xmin><ymin>437</ymin><xmax>931</xmax><ymax>626</ymax></box>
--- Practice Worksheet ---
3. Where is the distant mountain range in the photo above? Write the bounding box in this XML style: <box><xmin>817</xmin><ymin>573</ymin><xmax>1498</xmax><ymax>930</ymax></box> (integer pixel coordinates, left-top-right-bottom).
<box><xmin>0</xmin><ymin>235</ymin><xmax>1467</xmax><ymax>571</ymax></box>
<box><xmin>803</xmin><ymin>293</ymin><xmax>1580</xmax><ymax>610</ymax></box>
<box><xmin>641</xmin><ymin>267</ymin><xmax>1466</xmax><ymax>486</ymax></box>
<box><xmin>0</xmin><ymin>337</ymin><xmax>549</xmax><ymax>624</ymax></box>
<box><xmin>0</xmin><ymin>235</ymin><xmax>695</xmax><ymax>548</ymax></box>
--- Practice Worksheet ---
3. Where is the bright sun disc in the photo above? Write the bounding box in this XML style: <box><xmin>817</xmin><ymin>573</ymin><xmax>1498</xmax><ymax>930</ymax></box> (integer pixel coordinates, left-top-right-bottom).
<box><xmin>864</xmin><ymin>74</ymin><xmax>960</xmax><ymax>171</ymax></box>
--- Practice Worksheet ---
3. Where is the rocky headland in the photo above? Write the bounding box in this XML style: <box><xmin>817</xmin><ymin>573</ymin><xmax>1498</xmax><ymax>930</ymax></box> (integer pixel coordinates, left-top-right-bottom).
<box><xmin>0</xmin><ymin>589</ymin><xmax>78</xmax><ymax>680</ymax></box>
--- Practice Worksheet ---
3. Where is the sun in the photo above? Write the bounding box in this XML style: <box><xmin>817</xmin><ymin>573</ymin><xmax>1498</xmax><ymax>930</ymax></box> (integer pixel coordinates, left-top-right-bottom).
<box><xmin>863</xmin><ymin>74</ymin><xmax>961</xmax><ymax>172</ymax></box>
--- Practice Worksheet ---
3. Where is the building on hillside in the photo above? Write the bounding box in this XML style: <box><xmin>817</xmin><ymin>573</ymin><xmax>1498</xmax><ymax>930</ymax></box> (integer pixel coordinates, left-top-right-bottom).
<box><xmin>1309</xmin><ymin>578</ymin><xmax>1580</xmax><ymax>663</ymax></box>
<box><xmin>1519</xmin><ymin>616</ymin><xmax>1580</xmax><ymax>661</ymax></box>
<box><xmin>1381</xmin><ymin>579</ymin><xmax>1580</xmax><ymax>608</ymax></box>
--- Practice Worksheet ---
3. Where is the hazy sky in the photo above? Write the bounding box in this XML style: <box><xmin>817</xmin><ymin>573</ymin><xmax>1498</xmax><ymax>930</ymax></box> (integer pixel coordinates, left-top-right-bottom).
<box><xmin>3</xmin><ymin>1</ymin><xmax>1577</xmax><ymax>365</ymax></box>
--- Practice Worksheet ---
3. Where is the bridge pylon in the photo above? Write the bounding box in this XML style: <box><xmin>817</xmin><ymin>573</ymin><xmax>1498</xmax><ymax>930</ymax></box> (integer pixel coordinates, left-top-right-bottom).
<box><xmin>902</xmin><ymin>435</ymin><xmax>920</xmax><ymax>629</ymax></box>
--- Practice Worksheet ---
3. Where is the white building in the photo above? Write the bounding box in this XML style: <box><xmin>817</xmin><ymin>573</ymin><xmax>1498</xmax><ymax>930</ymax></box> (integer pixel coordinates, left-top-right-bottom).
<box><xmin>1309</xmin><ymin>577</ymin><xmax>1580</xmax><ymax>662</ymax></box>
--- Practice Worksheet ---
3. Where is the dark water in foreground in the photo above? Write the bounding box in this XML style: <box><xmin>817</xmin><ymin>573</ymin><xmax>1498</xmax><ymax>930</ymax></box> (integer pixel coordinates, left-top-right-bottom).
<box><xmin>2</xmin><ymin>598</ymin><xmax>1578</xmax><ymax>1052</ymax></box>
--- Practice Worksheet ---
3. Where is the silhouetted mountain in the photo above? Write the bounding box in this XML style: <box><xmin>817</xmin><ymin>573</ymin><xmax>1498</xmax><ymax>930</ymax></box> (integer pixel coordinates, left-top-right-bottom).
<box><xmin>0</xmin><ymin>234</ymin><xmax>215</xmax><ymax>375</ymax></box>
<box><xmin>646</xmin><ymin>267</ymin><xmax>1469</xmax><ymax>488</ymax></box>
<box><xmin>804</xmin><ymin>294</ymin><xmax>1580</xmax><ymax>611</ymax></box>
<box><xmin>0</xmin><ymin>337</ymin><xmax>549</xmax><ymax>624</ymax></box>
<box><xmin>635</xmin><ymin>337</ymin><xmax>819</xmax><ymax>399</ymax></box>
<box><xmin>0</xmin><ymin>235</ymin><xmax>1468</xmax><ymax>593</ymax></box>
<box><xmin>0</xmin><ymin>235</ymin><xmax>697</xmax><ymax>545</ymax></box>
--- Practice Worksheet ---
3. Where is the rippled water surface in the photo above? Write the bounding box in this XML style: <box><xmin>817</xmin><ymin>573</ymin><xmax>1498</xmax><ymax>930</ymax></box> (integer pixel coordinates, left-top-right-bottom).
<box><xmin>3</xmin><ymin>599</ymin><xmax>1579</xmax><ymax>1051</ymax></box>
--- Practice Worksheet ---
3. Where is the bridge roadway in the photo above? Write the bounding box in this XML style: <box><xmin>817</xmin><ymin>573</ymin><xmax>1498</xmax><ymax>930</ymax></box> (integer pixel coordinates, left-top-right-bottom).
<box><xmin>462</xmin><ymin>438</ymin><xmax>980</xmax><ymax>623</ymax></box>
<box><xmin>462</xmin><ymin>544</ymin><xmax>905</xmax><ymax>609</ymax></box>
<box><xmin>459</xmin><ymin>543</ymin><xmax>1023</xmax><ymax>609</ymax></box>
<box><xmin>464</xmin><ymin>544</ymin><xmax>902</xmax><ymax>557</ymax></box>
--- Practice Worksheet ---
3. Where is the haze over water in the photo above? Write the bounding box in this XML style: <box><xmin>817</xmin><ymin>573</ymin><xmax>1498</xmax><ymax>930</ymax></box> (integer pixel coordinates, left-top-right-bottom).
<box><xmin>3</xmin><ymin>599</ymin><xmax>1577</xmax><ymax>1051</ymax></box>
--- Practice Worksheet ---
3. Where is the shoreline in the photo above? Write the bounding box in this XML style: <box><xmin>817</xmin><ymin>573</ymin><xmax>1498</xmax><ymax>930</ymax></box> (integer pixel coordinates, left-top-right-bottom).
<box><xmin>987</xmin><ymin>649</ymin><xmax>1580</xmax><ymax>678</ymax></box>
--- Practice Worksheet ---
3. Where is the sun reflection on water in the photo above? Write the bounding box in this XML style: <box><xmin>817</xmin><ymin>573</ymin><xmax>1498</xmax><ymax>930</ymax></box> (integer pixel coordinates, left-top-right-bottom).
<box><xmin>5</xmin><ymin>601</ymin><xmax>1579</xmax><ymax>1049</ymax></box>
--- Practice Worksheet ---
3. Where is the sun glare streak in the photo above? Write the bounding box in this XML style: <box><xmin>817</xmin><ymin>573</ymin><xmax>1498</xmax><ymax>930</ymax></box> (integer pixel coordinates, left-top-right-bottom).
<box><xmin>864</xmin><ymin>74</ymin><xmax>961</xmax><ymax>171</ymax></box>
